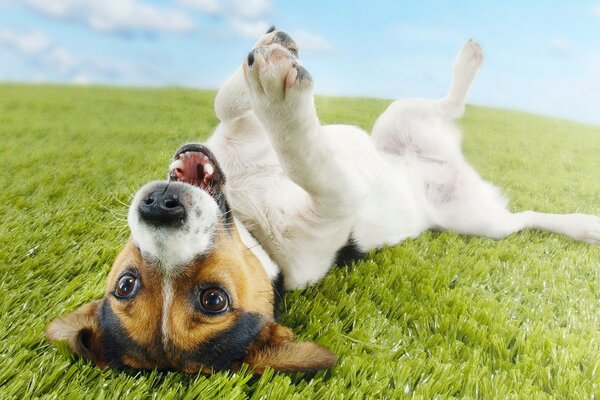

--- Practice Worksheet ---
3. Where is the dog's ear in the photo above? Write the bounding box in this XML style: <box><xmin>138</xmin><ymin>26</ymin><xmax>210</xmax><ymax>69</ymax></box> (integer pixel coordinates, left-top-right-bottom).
<box><xmin>45</xmin><ymin>300</ymin><xmax>106</xmax><ymax>368</ymax></box>
<box><xmin>244</xmin><ymin>322</ymin><xmax>336</xmax><ymax>373</ymax></box>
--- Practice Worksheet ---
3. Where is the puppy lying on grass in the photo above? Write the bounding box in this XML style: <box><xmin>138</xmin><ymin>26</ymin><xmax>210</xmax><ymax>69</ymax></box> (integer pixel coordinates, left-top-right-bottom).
<box><xmin>46</xmin><ymin>28</ymin><xmax>600</xmax><ymax>374</ymax></box>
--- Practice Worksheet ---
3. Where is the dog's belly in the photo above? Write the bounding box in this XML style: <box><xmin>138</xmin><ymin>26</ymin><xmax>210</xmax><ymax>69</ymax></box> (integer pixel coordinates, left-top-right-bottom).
<box><xmin>320</xmin><ymin>125</ymin><xmax>434</xmax><ymax>250</ymax></box>
<box><xmin>207</xmin><ymin>123</ymin><xmax>435</xmax><ymax>287</ymax></box>
<box><xmin>225</xmin><ymin>172</ymin><xmax>354</xmax><ymax>286</ymax></box>
<box><xmin>352</xmin><ymin>182</ymin><xmax>432</xmax><ymax>249</ymax></box>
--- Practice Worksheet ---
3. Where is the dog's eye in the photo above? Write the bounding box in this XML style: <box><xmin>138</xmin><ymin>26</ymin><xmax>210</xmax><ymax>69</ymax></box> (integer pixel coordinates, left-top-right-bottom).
<box><xmin>114</xmin><ymin>272</ymin><xmax>139</xmax><ymax>299</ymax></box>
<box><xmin>199</xmin><ymin>287</ymin><xmax>229</xmax><ymax>314</ymax></box>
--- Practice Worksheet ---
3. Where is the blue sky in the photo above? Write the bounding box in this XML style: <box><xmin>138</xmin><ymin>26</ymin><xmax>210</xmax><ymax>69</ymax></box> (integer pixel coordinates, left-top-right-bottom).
<box><xmin>1</xmin><ymin>0</ymin><xmax>599</xmax><ymax>125</ymax></box>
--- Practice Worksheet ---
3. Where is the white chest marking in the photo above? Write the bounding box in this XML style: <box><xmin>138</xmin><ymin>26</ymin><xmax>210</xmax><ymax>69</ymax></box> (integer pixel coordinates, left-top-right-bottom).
<box><xmin>161</xmin><ymin>278</ymin><xmax>174</xmax><ymax>345</ymax></box>
<box><xmin>234</xmin><ymin>217</ymin><xmax>280</xmax><ymax>280</ymax></box>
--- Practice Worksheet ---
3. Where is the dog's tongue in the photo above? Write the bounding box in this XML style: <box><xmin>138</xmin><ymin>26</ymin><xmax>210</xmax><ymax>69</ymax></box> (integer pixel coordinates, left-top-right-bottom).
<box><xmin>169</xmin><ymin>152</ymin><xmax>215</xmax><ymax>188</ymax></box>
<box><xmin>184</xmin><ymin>155</ymin><xmax>206</xmax><ymax>181</ymax></box>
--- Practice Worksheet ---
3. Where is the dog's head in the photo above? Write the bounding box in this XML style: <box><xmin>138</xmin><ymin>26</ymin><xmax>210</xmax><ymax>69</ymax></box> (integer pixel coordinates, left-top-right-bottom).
<box><xmin>45</xmin><ymin>144</ymin><xmax>336</xmax><ymax>374</ymax></box>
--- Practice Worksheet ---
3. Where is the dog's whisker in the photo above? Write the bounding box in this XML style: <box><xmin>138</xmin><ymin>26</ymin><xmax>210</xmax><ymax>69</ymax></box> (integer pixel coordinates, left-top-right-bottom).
<box><xmin>103</xmin><ymin>209</ymin><xmax>129</xmax><ymax>217</ymax></box>
<box><xmin>98</xmin><ymin>205</ymin><xmax>130</xmax><ymax>222</ymax></box>
<box><xmin>109</xmin><ymin>191</ymin><xmax>131</xmax><ymax>208</ymax></box>
<box><xmin>90</xmin><ymin>220</ymin><xmax>129</xmax><ymax>229</ymax></box>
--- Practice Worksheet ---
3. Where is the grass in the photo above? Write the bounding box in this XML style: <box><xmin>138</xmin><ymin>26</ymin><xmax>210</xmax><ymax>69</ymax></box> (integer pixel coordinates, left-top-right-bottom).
<box><xmin>1</xmin><ymin>83</ymin><xmax>599</xmax><ymax>399</ymax></box>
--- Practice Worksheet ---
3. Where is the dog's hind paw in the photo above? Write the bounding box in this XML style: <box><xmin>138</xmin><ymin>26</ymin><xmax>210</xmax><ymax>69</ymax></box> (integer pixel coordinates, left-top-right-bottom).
<box><xmin>569</xmin><ymin>214</ymin><xmax>600</xmax><ymax>246</ymax></box>
<box><xmin>455</xmin><ymin>39</ymin><xmax>483</xmax><ymax>76</ymax></box>
<box><xmin>587</xmin><ymin>220</ymin><xmax>600</xmax><ymax>246</ymax></box>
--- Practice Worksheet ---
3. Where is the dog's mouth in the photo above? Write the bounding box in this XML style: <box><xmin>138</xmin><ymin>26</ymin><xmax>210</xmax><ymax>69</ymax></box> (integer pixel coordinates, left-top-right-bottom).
<box><xmin>168</xmin><ymin>144</ymin><xmax>225</xmax><ymax>196</ymax></box>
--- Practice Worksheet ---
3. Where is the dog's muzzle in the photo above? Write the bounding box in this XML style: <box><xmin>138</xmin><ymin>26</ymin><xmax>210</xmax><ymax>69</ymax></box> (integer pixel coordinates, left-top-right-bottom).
<box><xmin>138</xmin><ymin>184</ymin><xmax>186</xmax><ymax>226</ymax></box>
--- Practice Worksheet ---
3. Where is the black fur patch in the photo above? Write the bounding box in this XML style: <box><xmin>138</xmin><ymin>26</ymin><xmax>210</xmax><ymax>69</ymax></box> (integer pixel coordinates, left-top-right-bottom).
<box><xmin>99</xmin><ymin>300</ymin><xmax>263</xmax><ymax>371</ymax></box>
<box><xmin>213</xmin><ymin>184</ymin><xmax>234</xmax><ymax>227</ymax></box>
<box><xmin>272</xmin><ymin>31</ymin><xmax>298</xmax><ymax>57</ymax></box>
<box><xmin>274</xmin><ymin>31</ymin><xmax>292</xmax><ymax>43</ymax></box>
<box><xmin>334</xmin><ymin>235</ymin><xmax>365</xmax><ymax>267</ymax></box>
<box><xmin>271</xmin><ymin>273</ymin><xmax>285</xmax><ymax>320</ymax></box>
<box><xmin>183</xmin><ymin>312</ymin><xmax>263</xmax><ymax>371</ymax></box>
<box><xmin>99</xmin><ymin>299</ymin><xmax>163</xmax><ymax>369</ymax></box>
<box><xmin>295</xmin><ymin>65</ymin><xmax>312</xmax><ymax>83</ymax></box>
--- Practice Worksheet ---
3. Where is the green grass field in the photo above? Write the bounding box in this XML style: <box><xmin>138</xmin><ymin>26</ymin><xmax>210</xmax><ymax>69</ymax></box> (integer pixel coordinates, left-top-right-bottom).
<box><xmin>1</xmin><ymin>83</ymin><xmax>599</xmax><ymax>399</ymax></box>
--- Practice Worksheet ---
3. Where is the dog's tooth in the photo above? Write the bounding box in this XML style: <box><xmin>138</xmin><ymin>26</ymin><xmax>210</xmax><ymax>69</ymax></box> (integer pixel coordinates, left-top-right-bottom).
<box><xmin>169</xmin><ymin>159</ymin><xmax>184</xmax><ymax>171</ymax></box>
<box><xmin>204</xmin><ymin>163</ymin><xmax>214</xmax><ymax>175</ymax></box>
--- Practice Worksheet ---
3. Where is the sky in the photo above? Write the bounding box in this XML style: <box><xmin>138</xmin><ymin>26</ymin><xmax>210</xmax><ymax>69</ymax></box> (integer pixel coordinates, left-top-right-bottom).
<box><xmin>0</xmin><ymin>0</ymin><xmax>599</xmax><ymax>125</ymax></box>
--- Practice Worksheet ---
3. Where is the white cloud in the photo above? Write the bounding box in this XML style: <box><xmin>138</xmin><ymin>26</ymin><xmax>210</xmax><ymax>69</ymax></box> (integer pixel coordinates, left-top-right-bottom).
<box><xmin>180</xmin><ymin>0</ymin><xmax>270</xmax><ymax>19</ymax></box>
<box><xmin>0</xmin><ymin>28</ymin><xmax>52</xmax><ymax>54</ymax></box>
<box><xmin>582</xmin><ymin>51</ymin><xmax>600</xmax><ymax>72</ymax></box>
<box><xmin>0</xmin><ymin>28</ymin><xmax>74</xmax><ymax>75</ymax></box>
<box><xmin>389</xmin><ymin>25</ymin><xmax>464</xmax><ymax>45</ymax></box>
<box><xmin>291</xmin><ymin>30</ymin><xmax>334</xmax><ymax>54</ymax></box>
<box><xmin>592</xmin><ymin>3</ymin><xmax>600</xmax><ymax>19</ymax></box>
<box><xmin>178</xmin><ymin>0</ymin><xmax>332</xmax><ymax>51</ymax></box>
<box><xmin>48</xmin><ymin>47</ymin><xmax>78</xmax><ymax>74</ymax></box>
<box><xmin>229</xmin><ymin>0</ymin><xmax>270</xmax><ymax>19</ymax></box>
<box><xmin>178</xmin><ymin>0</ymin><xmax>220</xmax><ymax>14</ymax></box>
<box><xmin>229</xmin><ymin>18</ymin><xmax>269</xmax><ymax>38</ymax></box>
<box><xmin>548</xmin><ymin>37</ymin><xmax>572</xmax><ymax>54</ymax></box>
<box><xmin>0</xmin><ymin>26</ymin><xmax>139</xmax><ymax>83</ymax></box>
<box><xmin>31</xmin><ymin>74</ymin><xmax>47</xmax><ymax>83</ymax></box>
<box><xmin>178</xmin><ymin>0</ymin><xmax>270</xmax><ymax>38</ymax></box>
<box><xmin>71</xmin><ymin>73</ymin><xmax>91</xmax><ymax>84</ymax></box>
<box><xmin>21</xmin><ymin>0</ymin><xmax>196</xmax><ymax>34</ymax></box>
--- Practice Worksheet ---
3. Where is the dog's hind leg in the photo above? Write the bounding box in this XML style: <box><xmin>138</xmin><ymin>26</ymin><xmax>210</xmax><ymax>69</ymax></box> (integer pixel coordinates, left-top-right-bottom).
<box><xmin>439</xmin><ymin>39</ymin><xmax>484</xmax><ymax>119</ymax></box>
<box><xmin>517</xmin><ymin>212</ymin><xmax>600</xmax><ymax>244</ymax></box>
<box><xmin>451</xmin><ymin>209</ymin><xmax>600</xmax><ymax>245</ymax></box>
<box><xmin>432</xmin><ymin>169</ymin><xmax>600</xmax><ymax>245</ymax></box>
<box><xmin>371</xmin><ymin>40</ymin><xmax>483</xmax><ymax>157</ymax></box>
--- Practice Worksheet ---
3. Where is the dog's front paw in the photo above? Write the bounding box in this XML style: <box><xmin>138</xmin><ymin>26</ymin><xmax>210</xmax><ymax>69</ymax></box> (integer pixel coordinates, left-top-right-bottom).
<box><xmin>243</xmin><ymin>44</ymin><xmax>313</xmax><ymax>104</ymax></box>
<box><xmin>253</xmin><ymin>27</ymin><xmax>299</xmax><ymax>58</ymax></box>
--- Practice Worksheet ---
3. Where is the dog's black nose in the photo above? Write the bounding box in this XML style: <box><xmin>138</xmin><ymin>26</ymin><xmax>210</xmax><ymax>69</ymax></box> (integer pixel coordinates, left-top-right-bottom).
<box><xmin>247</xmin><ymin>51</ymin><xmax>255</xmax><ymax>67</ymax></box>
<box><xmin>139</xmin><ymin>186</ymin><xmax>185</xmax><ymax>226</ymax></box>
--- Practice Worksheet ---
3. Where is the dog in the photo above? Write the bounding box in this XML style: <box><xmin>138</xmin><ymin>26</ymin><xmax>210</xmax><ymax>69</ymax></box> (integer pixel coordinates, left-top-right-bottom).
<box><xmin>46</xmin><ymin>28</ymin><xmax>600</xmax><ymax>374</ymax></box>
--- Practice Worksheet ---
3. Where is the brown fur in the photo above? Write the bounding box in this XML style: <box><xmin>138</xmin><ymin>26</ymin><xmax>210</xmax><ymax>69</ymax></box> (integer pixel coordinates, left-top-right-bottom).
<box><xmin>45</xmin><ymin>300</ymin><xmax>106</xmax><ymax>368</ymax></box>
<box><xmin>166</xmin><ymin>228</ymin><xmax>275</xmax><ymax>351</ymax></box>
<box><xmin>46</xmin><ymin>223</ymin><xmax>336</xmax><ymax>373</ymax></box>
<box><xmin>245</xmin><ymin>323</ymin><xmax>337</xmax><ymax>373</ymax></box>
<box><xmin>106</xmin><ymin>241</ymin><xmax>162</xmax><ymax>347</ymax></box>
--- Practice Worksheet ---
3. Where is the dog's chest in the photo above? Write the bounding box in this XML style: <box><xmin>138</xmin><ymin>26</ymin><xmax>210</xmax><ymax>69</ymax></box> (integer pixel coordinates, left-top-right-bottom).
<box><xmin>233</xmin><ymin>217</ymin><xmax>279</xmax><ymax>280</ymax></box>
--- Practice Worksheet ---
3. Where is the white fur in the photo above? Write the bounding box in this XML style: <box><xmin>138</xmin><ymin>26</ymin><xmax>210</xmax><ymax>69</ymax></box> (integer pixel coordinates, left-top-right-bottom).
<box><xmin>137</xmin><ymin>33</ymin><xmax>598</xmax><ymax>290</ymax></box>
<box><xmin>128</xmin><ymin>181</ymin><xmax>219</xmax><ymax>274</ymax></box>
<box><xmin>127</xmin><ymin>185</ymin><xmax>278</xmax><ymax>346</ymax></box>
<box><xmin>161</xmin><ymin>278</ymin><xmax>174</xmax><ymax>344</ymax></box>
<box><xmin>198</xmin><ymin>34</ymin><xmax>600</xmax><ymax>289</ymax></box>
<box><xmin>235</xmin><ymin>217</ymin><xmax>280</xmax><ymax>280</ymax></box>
